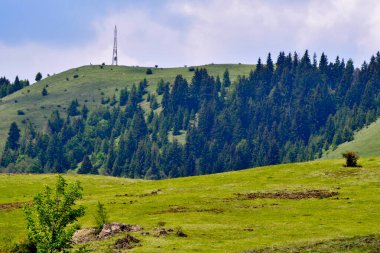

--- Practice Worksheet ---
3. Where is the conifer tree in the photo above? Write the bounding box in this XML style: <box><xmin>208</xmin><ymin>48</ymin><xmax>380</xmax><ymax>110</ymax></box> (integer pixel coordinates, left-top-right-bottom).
<box><xmin>5</xmin><ymin>122</ymin><xmax>20</xmax><ymax>150</ymax></box>
<box><xmin>78</xmin><ymin>155</ymin><xmax>93</xmax><ymax>174</ymax></box>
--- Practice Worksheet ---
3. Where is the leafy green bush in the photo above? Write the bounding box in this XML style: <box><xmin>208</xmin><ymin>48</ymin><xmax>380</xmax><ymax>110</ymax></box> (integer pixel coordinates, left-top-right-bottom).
<box><xmin>24</xmin><ymin>175</ymin><xmax>85</xmax><ymax>252</ymax></box>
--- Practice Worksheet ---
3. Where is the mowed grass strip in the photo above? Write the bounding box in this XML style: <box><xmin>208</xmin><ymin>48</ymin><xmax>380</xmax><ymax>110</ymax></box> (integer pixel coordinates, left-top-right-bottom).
<box><xmin>0</xmin><ymin>158</ymin><xmax>379</xmax><ymax>252</ymax></box>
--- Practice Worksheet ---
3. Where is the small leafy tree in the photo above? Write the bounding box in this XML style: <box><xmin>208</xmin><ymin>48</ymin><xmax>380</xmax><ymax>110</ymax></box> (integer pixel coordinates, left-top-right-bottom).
<box><xmin>94</xmin><ymin>201</ymin><xmax>109</xmax><ymax>232</ymax></box>
<box><xmin>342</xmin><ymin>151</ymin><xmax>359</xmax><ymax>167</ymax></box>
<box><xmin>24</xmin><ymin>175</ymin><xmax>85</xmax><ymax>252</ymax></box>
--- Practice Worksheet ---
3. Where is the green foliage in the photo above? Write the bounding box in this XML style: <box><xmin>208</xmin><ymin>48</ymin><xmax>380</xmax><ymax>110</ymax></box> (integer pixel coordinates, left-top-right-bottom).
<box><xmin>23</xmin><ymin>175</ymin><xmax>85</xmax><ymax>253</ymax></box>
<box><xmin>94</xmin><ymin>201</ymin><xmax>109</xmax><ymax>232</ymax></box>
<box><xmin>342</xmin><ymin>151</ymin><xmax>359</xmax><ymax>167</ymax></box>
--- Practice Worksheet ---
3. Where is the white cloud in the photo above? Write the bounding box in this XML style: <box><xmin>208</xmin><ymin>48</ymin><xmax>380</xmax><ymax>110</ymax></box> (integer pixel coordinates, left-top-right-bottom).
<box><xmin>1</xmin><ymin>0</ymin><xmax>380</xmax><ymax>81</ymax></box>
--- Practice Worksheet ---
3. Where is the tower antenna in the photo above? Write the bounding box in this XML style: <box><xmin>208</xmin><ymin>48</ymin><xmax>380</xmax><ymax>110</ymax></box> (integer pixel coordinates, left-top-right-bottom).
<box><xmin>112</xmin><ymin>25</ymin><xmax>118</xmax><ymax>65</ymax></box>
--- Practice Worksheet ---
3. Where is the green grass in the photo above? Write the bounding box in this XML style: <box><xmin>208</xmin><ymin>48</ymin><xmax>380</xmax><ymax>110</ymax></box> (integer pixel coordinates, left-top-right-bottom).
<box><xmin>0</xmin><ymin>64</ymin><xmax>254</xmax><ymax>149</ymax></box>
<box><xmin>1</xmin><ymin>158</ymin><xmax>380</xmax><ymax>252</ymax></box>
<box><xmin>323</xmin><ymin>117</ymin><xmax>380</xmax><ymax>159</ymax></box>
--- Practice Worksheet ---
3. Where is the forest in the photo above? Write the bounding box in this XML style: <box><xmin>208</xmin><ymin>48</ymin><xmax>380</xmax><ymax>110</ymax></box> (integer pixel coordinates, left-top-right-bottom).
<box><xmin>1</xmin><ymin>51</ymin><xmax>380</xmax><ymax>179</ymax></box>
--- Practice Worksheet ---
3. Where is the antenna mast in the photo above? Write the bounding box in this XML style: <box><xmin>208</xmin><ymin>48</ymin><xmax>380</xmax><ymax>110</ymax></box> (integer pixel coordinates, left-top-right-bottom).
<box><xmin>112</xmin><ymin>25</ymin><xmax>118</xmax><ymax>65</ymax></box>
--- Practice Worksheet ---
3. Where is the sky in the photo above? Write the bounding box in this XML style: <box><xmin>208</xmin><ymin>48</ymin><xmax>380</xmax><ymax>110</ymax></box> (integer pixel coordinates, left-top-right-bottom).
<box><xmin>1</xmin><ymin>0</ymin><xmax>380</xmax><ymax>82</ymax></box>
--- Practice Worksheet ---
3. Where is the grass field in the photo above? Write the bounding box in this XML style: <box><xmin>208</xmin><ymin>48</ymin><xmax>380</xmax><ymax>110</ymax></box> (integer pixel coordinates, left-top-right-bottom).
<box><xmin>323</xmin><ymin>117</ymin><xmax>380</xmax><ymax>159</ymax></box>
<box><xmin>1</xmin><ymin>158</ymin><xmax>379</xmax><ymax>252</ymax></box>
<box><xmin>0</xmin><ymin>64</ymin><xmax>254</xmax><ymax>149</ymax></box>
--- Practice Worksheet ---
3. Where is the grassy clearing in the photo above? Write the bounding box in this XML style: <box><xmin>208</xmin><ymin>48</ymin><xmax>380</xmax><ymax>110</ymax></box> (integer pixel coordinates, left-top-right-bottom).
<box><xmin>323</xmin><ymin>117</ymin><xmax>380</xmax><ymax>159</ymax></box>
<box><xmin>0</xmin><ymin>64</ymin><xmax>254</xmax><ymax>149</ymax></box>
<box><xmin>1</xmin><ymin>158</ymin><xmax>380</xmax><ymax>252</ymax></box>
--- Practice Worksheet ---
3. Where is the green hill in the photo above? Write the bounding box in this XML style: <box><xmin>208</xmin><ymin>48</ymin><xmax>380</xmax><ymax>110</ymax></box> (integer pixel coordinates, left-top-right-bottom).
<box><xmin>0</xmin><ymin>64</ymin><xmax>254</xmax><ymax>148</ymax></box>
<box><xmin>1</xmin><ymin>158</ymin><xmax>380</xmax><ymax>252</ymax></box>
<box><xmin>323</xmin><ymin>117</ymin><xmax>380</xmax><ymax>159</ymax></box>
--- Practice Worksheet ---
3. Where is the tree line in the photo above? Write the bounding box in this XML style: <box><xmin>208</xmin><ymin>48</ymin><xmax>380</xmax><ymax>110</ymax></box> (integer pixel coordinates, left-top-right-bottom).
<box><xmin>1</xmin><ymin>51</ymin><xmax>380</xmax><ymax>178</ymax></box>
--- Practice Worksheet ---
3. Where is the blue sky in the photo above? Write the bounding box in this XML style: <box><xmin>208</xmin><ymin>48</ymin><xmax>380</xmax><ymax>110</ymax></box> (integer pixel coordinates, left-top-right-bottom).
<box><xmin>1</xmin><ymin>0</ymin><xmax>380</xmax><ymax>81</ymax></box>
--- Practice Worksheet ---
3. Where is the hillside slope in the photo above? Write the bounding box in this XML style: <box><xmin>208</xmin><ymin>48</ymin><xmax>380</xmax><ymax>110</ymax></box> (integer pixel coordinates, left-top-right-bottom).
<box><xmin>1</xmin><ymin>158</ymin><xmax>380</xmax><ymax>252</ymax></box>
<box><xmin>323</xmin><ymin>117</ymin><xmax>380</xmax><ymax>159</ymax></box>
<box><xmin>0</xmin><ymin>64</ymin><xmax>254</xmax><ymax>148</ymax></box>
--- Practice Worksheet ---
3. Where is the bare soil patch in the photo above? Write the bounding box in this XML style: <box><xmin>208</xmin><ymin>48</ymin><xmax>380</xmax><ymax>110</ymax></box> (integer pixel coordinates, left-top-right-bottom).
<box><xmin>114</xmin><ymin>234</ymin><xmax>140</xmax><ymax>250</ymax></box>
<box><xmin>235</xmin><ymin>189</ymin><xmax>338</xmax><ymax>200</ymax></box>
<box><xmin>72</xmin><ymin>223</ymin><xmax>143</xmax><ymax>244</ymax></box>
<box><xmin>0</xmin><ymin>201</ymin><xmax>29</xmax><ymax>211</ymax></box>
<box><xmin>115</xmin><ymin>189</ymin><xmax>162</xmax><ymax>198</ymax></box>
<box><xmin>151</xmin><ymin>206</ymin><xmax>224</xmax><ymax>214</ymax></box>
<box><xmin>324</xmin><ymin>169</ymin><xmax>359</xmax><ymax>178</ymax></box>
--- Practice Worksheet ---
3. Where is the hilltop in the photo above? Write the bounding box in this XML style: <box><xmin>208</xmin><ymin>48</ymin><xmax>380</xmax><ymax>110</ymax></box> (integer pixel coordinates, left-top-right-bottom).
<box><xmin>0</xmin><ymin>64</ymin><xmax>254</xmax><ymax>148</ymax></box>
<box><xmin>1</xmin><ymin>158</ymin><xmax>380</xmax><ymax>252</ymax></box>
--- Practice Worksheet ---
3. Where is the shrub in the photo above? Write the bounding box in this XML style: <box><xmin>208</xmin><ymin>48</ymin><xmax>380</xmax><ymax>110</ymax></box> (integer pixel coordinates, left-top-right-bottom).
<box><xmin>17</xmin><ymin>110</ymin><xmax>25</xmax><ymax>115</ymax></box>
<box><xmin>342</xmin><ymin>151</ymin><xmax>359</xmax><ymax>167</ymax></box>
<box><xmin>73</xmin><ymin>74</ymin><xmax>79</xmax><ymax>79</ymax></box>
<box><xmin>24</xmin><ymin>175</ymin><xmax>85</xmax><ymax>252</ymax></box>
<box><xmin>94</xmin><ymin>201</ymin><xmax>109</xmax><ymax>232</ymax></box>
<box><xmin>188</xmin><ymin>66</ymin><xmax>195</xmax><ymax>71</ymax></box>
<box><xmin>41</xmin><ymin>87</ymin><xmax>48</xmax><ymax>96</ymax></box>
<box><xmin>146</xmin><ymin>68</ymin><xmax>153</xmax><ymax>75</ymax></box>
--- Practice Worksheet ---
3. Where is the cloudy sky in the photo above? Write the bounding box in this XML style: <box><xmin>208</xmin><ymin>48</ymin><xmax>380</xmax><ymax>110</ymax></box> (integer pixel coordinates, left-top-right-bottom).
<box><xmin>1</xmin><ymin>0</ymin><xmax>380</xmax><ymax>81</ymax></box>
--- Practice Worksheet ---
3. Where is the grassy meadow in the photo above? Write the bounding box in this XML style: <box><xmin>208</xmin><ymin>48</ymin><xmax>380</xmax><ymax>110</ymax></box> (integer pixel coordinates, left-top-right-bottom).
<box><xmin>0</xmin><ymin>64</ymin><xmax>254</xmax><ymax>149</ymax></box>
<box><xmin>323</xmin><ymin>117</ymin><xmax>380</xmax><ymax>159</ymax></box>
<box><xmin>1</xmin><ymin>158</ymin><xmax>380</xmax><ymax>252</ymax></box>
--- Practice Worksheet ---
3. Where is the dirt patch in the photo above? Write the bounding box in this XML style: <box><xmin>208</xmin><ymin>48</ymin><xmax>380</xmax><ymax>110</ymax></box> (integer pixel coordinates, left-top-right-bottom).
<box><xmin>72</xmin><ymin>228</ymin><xmax>97</xmax><ymax>244</ymax></box>
<box><xmin>153</xmin><ymin>227</ymin><xmax>169</xmax><ymax>237</ymax></box>
<box><xmin>73</xmin><ymin>223</ymin><xmax>143</xmax><ymax>244</ymax></box>
<box><xmin>151</xmin><ymin>206</ymin><xmax>223</xmax><ymax>214</ymax></box>
<box><xmin>0</xmin><ymin>201</ymin><xmax>30</xmax><ymax>210</ymax></box>
<box><xmin>114</xmin><ymin>234</ymin><xmax>140</xmax><ymax>250</ymax></box>
<box><xmin>115</xmin><ymin>189</ymin><xmax>162</xmax><ymax>198</ymax></box>
<box><xmin>235</xmin><ymin>189</ymin><xmax>338</xmax><ymax>200</ymax></box>
<box><xmin>98</xmin><ymin>223</ymin><xmax>143</xmax><ymax>240</ymax></box>
<box><xmin>196</xmin><ymin>208</ymin><xmax>224</xmax><ymax>213</ymax></box>
<box><xmin>324</xmin><ymin>170</ymin><xmax>359</xmax><ymax>178</ymax></box>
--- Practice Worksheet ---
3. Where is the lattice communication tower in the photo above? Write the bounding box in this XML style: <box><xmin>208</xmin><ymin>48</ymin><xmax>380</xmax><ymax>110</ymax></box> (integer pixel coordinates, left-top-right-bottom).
<box><xmin>112</xmin><ymin>25</ymin><xmax>118</xmax><ymax>65</ymax></box>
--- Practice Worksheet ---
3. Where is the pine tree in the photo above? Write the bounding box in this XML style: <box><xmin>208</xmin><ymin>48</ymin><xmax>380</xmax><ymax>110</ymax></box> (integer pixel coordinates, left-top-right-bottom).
<box><xmin>223</xmin><ymin>69</ymin><xmax>231</xmax><ymax>87</ymax></box>
<box><xmin>78</xmin><ymin>155</ymin><xmax>93</xmax><ymax>174</ymax></box>
<box><xmin>67</xmin><ymin>100</ymin><xmax>80</xmax><ymax>116</ymax></box>
<box><xmin>5</xmin><ymin>122</ymin><xmax>20</xmax><ymax>150</ymax></box>
<box><xmin>35</xmin><ymin>72</ymin><xmax>43</xmax><ymax>82</ymax></box>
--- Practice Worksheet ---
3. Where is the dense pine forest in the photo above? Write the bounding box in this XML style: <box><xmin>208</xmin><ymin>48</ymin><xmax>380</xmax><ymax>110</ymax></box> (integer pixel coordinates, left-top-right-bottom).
<box><xmin>0</xmin><ymin>76</ymin><xmax>29</xmax><ymax>98</ymax></box>
<box><xmin>1</xmin><ymin>51</ymin><xmax>380</xmax><ymax>178</ymax></box>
